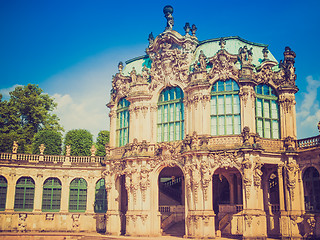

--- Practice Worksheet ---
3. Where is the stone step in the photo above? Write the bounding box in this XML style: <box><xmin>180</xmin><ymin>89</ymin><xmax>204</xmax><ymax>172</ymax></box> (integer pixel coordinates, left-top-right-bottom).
<box><xmin>162</xmin><ymin>220</ymin><xmax>185</xmax><ymax>237</ymax></box>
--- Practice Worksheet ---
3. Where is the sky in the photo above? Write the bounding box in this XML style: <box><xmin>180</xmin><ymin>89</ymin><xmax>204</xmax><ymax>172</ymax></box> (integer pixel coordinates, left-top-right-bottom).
<box><xmin>0</xmin><ymin>0</ymin><xmax>320</xmax><ymax>140</ymax></box>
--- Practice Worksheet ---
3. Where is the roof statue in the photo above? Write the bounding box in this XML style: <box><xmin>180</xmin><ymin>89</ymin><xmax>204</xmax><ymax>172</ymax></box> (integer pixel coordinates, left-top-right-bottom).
<box><xmin>163</xmin><ymin>5</ymin><xmax>174</xmax><ymax>31</ymax></box>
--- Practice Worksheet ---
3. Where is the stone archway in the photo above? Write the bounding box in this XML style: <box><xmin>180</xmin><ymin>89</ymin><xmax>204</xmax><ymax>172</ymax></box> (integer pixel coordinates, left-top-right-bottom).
<box><xmin>212</xmin><ymin>167</ymin><xmax>243</xmax><ymax>236</ymax></box>
<box><xmin>158</xmin><ymin>165</ymin><xmax>185</xmax><ymax>237</ymax></box>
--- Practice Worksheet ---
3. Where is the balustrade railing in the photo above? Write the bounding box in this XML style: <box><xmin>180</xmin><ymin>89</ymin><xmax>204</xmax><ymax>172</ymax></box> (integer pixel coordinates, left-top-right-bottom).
<box><xmin>219</xmin><ymin>204</ymin><xmax>243</xmax><ymax>213</ymax></box>
<box><xmin>297</xmin><ymin>135</ymin><xmax>320</xmax><ymax>149</ymax></box>
<box><xmin>0</xmin><ymin>152</ymin><xmax>104</xmax><ymax>165</ymax></box>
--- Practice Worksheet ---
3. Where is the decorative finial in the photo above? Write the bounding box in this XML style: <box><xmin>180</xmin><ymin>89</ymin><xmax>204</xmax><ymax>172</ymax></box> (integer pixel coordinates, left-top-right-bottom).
<box><xmin>262</xmin><ymin>47</ymin><xmax>269</xmax><ymax>59</ymax></box>
<box><xmin>183</xmin><ymin>22</ymin><xmax>191</xmax><ymax>35</ymax></box>
<box><xmin>283</xmin><ymin>46</ymin><xmax>296</xmax><ymax>64</ymax></box>
<box><xmin>163</xmin><ymin>5</ymin><xmax>174</xmax><ymax>31</ymax></box>
<box><xmin>148</xmin><ymin>32</ymin><xmax>154</xmax><ymax>46</ymax></box>
<box><xmin>219</xmin><ymin>38</ymin><xmax>226</xmax><ymax>49</ymax></box>
<box><xmin>118</xmin><ymin>62</ymin><xmax>123</xmax><ymax>74</ymax></box>
<box><xmin>191</xmin><ymin>24</ymin><xmax>197</xmax><ymax>36</ymax></box>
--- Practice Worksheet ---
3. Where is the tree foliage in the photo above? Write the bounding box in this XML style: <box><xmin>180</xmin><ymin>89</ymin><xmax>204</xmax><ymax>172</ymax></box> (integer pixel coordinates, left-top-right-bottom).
<box><xmin>32</xmin><ymin>130</ymin><xmax>62</xmax><ymax>155</ymax></box>
<box><xmin>96</xmin><ymin>130</ymin><xmax>110</xmax><ymax>156</ymax></box>
<box><xmin>0</xmin><ymin>84</ymin><xmax>63</xmax><ymax>153</ymax></box>
<box><xmin>64</xmin><ymin>129</ymin><xmax>93</xmax><ymax>156</ymax></box>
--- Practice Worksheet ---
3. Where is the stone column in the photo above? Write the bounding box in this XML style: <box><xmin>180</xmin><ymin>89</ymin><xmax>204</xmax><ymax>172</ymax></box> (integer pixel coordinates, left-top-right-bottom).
<box><xmin>185</xmin><ymin>154</ymin><xmax>215</xmax><ymax>239</ymax></box>
<box><xmin>278</xmin><ymin>90</ymin><xmax>298</xmax><ymax>139</ymax></box>
<box><xmin>5</xmin><ymin>175</ymin><xmax>16</xmax><ymax>211</ymax></box>
<box><xmin>281</xmin><ymin>155</ymin><xmax>303</xmax><ymax>239</ymax></box>
<box><xmin>60</xmin><ymin>176</ymin><xmax>70</xmax><ymax>213</ymax></box>
<box><xmin>33</xmin><ymin>174</ymin><xmax>44</xmax><ymax>212</ymax></box>
<box><xmin>108</xmin><ymin>108</ymin><xmax>117</xmax><ymax>147</ymax></box>
<box><xmin>241</xmin><ymin>151</ymin><xmax>267</xmax><ymax>239</ymax></box>
<box><xmin>184</xmin><ymin>82</ymin><xmax>210</xmax><ymax>135</ymax></box>
<box><xmin>239</xmin><ymin>83</ymin><xmax>256</xmax><ymax>133</ymax></box>
<box><xmin>86</xmin><ymin>177</ymin><xmax>95</xmax><ymax>214</ymax></box>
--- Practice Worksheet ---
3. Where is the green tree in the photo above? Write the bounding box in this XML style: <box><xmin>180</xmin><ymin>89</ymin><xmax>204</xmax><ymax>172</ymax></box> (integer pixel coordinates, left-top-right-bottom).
<box><xmin>96</xmin><ymin>130</ymin><xmax>110</xmax><ymax>156</ymax></box>
<box><xmin>0</xmin><ymin>84</ymin><xmax>63</xmax><ymax>153</ymax></box>
<box><xmin>64</xmin><ymin>129</ymin><xmax>93</xmax><ymax>156</ymax></box>
<box><xmin>32</xmin><ymin>130</ymin><xmax>62</xmax><ymax>155</ymax></box>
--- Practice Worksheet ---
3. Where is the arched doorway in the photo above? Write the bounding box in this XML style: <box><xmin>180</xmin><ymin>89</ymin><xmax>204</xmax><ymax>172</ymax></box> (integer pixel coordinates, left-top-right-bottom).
<box><xmin>158</xmin><ymin>165</ymin><xmax>185</xmax><ymax>237</ymax></box>
<box><xmin>265</xmin><ymin>170</ymin><xmax>280</xmax><ymax>237</ymax></box>
<box><xmin>303</xmin><ymin>167</ymin><xmax>320</xmax><ymax>212</ymax></box>
<box><xmin>213</xmin><ymin>168</ymin><xmax>243</xmax><ymax>234</ymax></box>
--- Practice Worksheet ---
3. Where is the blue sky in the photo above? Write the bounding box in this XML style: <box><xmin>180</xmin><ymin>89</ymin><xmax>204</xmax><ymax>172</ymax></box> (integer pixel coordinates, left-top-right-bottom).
<box><xmin>1</xmin><ymin>0</ymin><xmax>320</xmax><ymax>139</ymax></box>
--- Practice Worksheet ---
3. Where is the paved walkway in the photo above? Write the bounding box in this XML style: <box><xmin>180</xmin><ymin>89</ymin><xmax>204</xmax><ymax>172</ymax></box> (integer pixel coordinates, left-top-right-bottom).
<box><xmin>0</xmin><ymin>232</ymin><xmax>240</xmax><ymax>240</ymax></box>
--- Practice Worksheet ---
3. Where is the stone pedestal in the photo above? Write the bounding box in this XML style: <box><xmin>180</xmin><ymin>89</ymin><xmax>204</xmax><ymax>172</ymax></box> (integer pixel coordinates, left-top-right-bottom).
<box><xmin>186</xmin><ymin>210</ymin><xmax>215</xmax><ymax>238</ymax></box>
<box><xmin>105</xmin><ymin>210</ymin><xmax>122</xmax><ymax>236</ymax></box>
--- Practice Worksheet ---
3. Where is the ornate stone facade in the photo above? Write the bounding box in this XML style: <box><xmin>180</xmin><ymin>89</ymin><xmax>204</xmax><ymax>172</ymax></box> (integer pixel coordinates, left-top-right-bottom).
<box><xmin>0</xmin><ymin>5</ymin><xmax>320</xmax><ymax>240</ymax></box>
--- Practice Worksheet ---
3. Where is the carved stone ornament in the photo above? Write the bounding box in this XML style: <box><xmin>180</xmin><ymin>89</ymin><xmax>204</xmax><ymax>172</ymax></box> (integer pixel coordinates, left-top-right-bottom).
<box><xmin>208</xmin><ymin>49</ymin><xmax>239</xmax><ymax>82</ymax></box>
<box><xmin>12</xmin><ymin>141</ymin><xmax>18</xmax><ymax>154</ymax></box>
<box><xmin>39</xmin><ymin>144</ymin><xmax>45</xmax><ymax>155</ymax></box>
<box><xmin>239</xmin><ymin>85</ymin><xmax>255</xmax><ymax>108</ymax></box>
<box><xmin>241</xmin><ymin>126</ymin><xmax>251</xmax><ymax>147</ymax></box>
<box><xmin>279</xmin><ymin>94</ymin><xmax>296</xmax><ymax>113</ymax></box>
<box><xmin>155</xmin><ymin>141</ymin><xmax>183</xmax><ymax>163</ymax></box>
<box><xmin>18</xmin><ymin>213</ymin><xmax>27</xmax><ymax>232</ymax></box>
<box><xmin>254</xmin><ymin>65</ymin><xmax>274</xmax><ymax>84</ymax></box>
<box><xmin>163</xmin><ymin>5</ymin><xmax>174</xmax><ymax>31</ymax></box>
<box><xmin>285</xmin><ymin>159</ymin><xmax>299</xmax><ymax>201</ymax></box>
<box><xmin>209</xmin><ymin>151</ymin><xmax>241</xmax><ymax>170</ymax></box>
<box><xmin>72</xmin><ymin>214</ymin><xmax>80</xmax><ymax>231</ymax></box>
<box><xmin>184</xmin><ymin>159</ymin><xmax>201</xmax><ymax>203</ymax></box>
<box><xmin>238</xmin><ymin>46</ymin><xmax>253</xmax><ymax>66</ymax></box>
<box><xmin>123</xmin><ymin>139</ymin><xmax>151</xmax><ymax>158</ymax></box>
<box><xmin>102</xmin><ymin>160</ymin><xmax>124</xmax><ymax>192</ymax></box>
<box><xmin>90</xmin><ymin>145</ymin><xmax>96</xmax><ymax>157</ymax></box>
<box><xmin>284</xmin><ymin>136</ymin><xmax>296</xmax><ymax>152</ymax></box>
<box><xmin>306</xmin><ymin>216</ymin><xmax>316</xmax><ymax>236</ymax></box>
<box><xmin>242</xmin><ymin>158</ymin><xmax>252</xmax><ymax>199</ymax></box>
<box><xmin>111</xmin><ymin>68</ymin><xmax>131</xmax><ymax>101</ymax></box>
<box><xmin>253</xmin><ymin>157</ymin><xmax>263</xmax><ymax>187</ymax></box>
<box><xmin>278</xmin><ymin>47</ymin><xmax>297</xmax><ymax>86</ymax></box>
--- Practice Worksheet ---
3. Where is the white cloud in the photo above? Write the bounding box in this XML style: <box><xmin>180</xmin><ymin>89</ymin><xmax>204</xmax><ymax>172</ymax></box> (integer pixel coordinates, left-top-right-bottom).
<box><xmin>0</xmin><ymin>84</ymin><xmax>23</xmax><ymax>100</ymax></box>
<box><xmin>296</xmin><ymin>76</ymin><xmax>320</xmax><ymax>138</ymax></box>
<box><xmin>52</xmin><ymin>93</ymin><xmax>108</xmax><ymax>139</ymax></box>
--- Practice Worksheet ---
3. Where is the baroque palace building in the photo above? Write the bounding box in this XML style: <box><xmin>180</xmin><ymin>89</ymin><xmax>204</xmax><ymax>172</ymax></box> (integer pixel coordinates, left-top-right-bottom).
<box><xmin>1</xmin><ymin>5</ymin><xmax>320</xmax><ymax>240</ymax></box>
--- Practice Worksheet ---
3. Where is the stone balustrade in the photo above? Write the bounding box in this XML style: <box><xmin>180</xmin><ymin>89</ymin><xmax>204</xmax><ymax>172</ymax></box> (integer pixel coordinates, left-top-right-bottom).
<box><xmin>0</xmin><ymin>152</ymin><xmax>104</xmax><ymax>165</ymax></box>
<box><xmin>297</xmin><ymin>135</ymin><xmax>320</xmax><ymax>149</ymax></box>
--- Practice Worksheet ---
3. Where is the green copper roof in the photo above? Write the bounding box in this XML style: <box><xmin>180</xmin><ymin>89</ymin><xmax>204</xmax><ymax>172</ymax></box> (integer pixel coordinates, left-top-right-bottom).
<box><xmin>122</xmin><ymin>36</ymin><xmax>278</xmax><ymax>76</ymax></box>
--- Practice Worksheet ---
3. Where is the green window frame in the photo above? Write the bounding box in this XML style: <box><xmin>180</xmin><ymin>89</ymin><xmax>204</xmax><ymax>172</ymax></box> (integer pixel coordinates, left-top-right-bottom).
<box><xmin>94</xmin><ymin>178</ymin><xmax>108</xmax><ymax>213</ymax></box>
<box><xmin>211</xmin><ymin>79</ymin><xmax>241</xmax><ymax>135</ymax></box>
<box><xmin>255</xmin><ymin>84</ymin><xmax>280</xmax><ymax>139</ymax></box>
<box><xmin>0</xmin><ymin>176</ymin><xmax>7</xmax><ymax>211</ymax></box>
<box><xmin>14</xmin><ymin>177</ymin><xmax>35</xmax><ymax>211</ymax></box>
<box><xmin>69</xmin><ymin>178</ymin><xmax>87</xmax><ymax>212</ymax></box>
<box><xmin>42</xmin><ymin>178</ymin><xmax>62</xmax><ymax>212</ymax></box>
<box><xmin>116</xmin><ymin>98</ymin><xmax>130</xmax><ymax>147</ymax></box>
<box><xmin>157</xmin><ymin>86</ymin><xmax>184</xmax><ymax>142</ymax></box>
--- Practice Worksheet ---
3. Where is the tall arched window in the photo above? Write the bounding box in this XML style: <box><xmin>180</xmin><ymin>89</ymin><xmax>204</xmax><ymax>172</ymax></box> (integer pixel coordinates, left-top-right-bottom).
<box><xmin>116</xmin><ymin>98</ymin><xmax>130</xmax><ymax>147</ymax></box>
<box><xmin>69</xmin><ymin>178</ymin><xmax>87</xmax><ymax>212</ymax></box>
<box><xmin>14</xmin><ymin>177</ymin><xmax>35</xmax><ymax>211</ymax></box>
<box><xmin>157</xmin><ymin>86</ymin><xmax>184</xmax><ymax>142</ymax></box>
<box><xmin>303</xmin><ymin>167</ymin><xmax>320</xmax><ymax>212</ymax></box>
<box><xmin>211</xmin><ymin>79</ymin><xmax>241</xmax><ymax>135</ymax></box>
<box><xmin>255</xmin><ymin>84</ymin><xmax>280</xmax><ymax>139</ymax></box>
<box><xmin>42</xmin><ymin>178</ymin><xmax>62</xmax><ymax>212</ymax></box>
<box><xmin>0</xmin><ymin>176</ymin><xmax>7</xmax><ymax>211</ymax></box>
<box><xmin>94</xmin><ymin>179</ymin><xmax>107</xmax><ymax>213</ymax></box>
